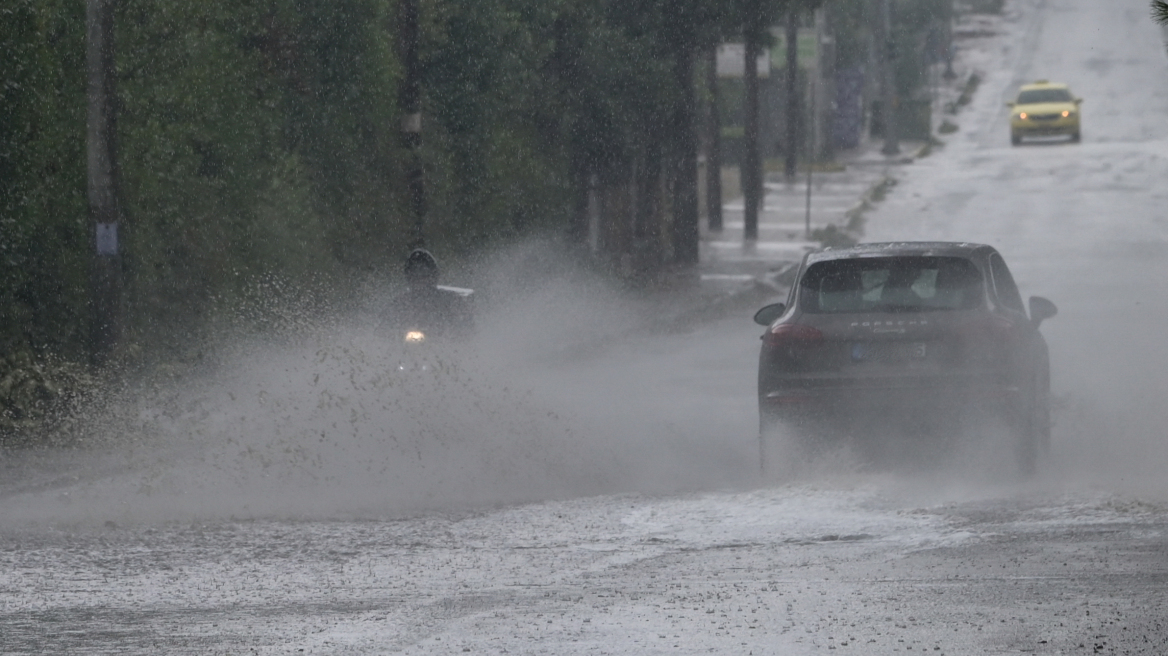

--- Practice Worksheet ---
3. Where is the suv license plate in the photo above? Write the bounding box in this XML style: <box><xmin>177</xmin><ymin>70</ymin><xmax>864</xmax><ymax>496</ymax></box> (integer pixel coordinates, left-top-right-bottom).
<box><xmin>852</xmin><ymin>342</ymin><xmax>927</xmax><ymax>362</ymax></box>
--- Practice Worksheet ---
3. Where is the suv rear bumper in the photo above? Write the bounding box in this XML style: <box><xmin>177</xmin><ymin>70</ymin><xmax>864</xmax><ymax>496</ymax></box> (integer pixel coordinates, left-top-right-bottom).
<box><xmin>760</xmin><ymin>379</ymin><xmax>1025</xmax><ymax>418</ymax></box>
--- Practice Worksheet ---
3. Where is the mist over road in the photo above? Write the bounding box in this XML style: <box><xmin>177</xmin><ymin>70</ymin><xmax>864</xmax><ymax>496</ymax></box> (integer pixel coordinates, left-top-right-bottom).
<box><xmin>865</xmin><ymin>0</ymin><xmax>1168</xmax><ymax>492</ymax></box>
<box><xmin>3</xmin><ymin>0</ymin><xmax>1168</xmax><ymax>654</ymax></box>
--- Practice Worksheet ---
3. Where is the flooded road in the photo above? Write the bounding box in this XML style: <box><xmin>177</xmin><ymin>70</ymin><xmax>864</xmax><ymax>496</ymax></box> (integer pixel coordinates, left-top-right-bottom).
<box><xmin>2</xmin><ymin>481</ymin><xmax>1166</xmax><ymax>654</ymax></box>
<box><xmin>865</xmin><ymin>0</ymin><xmax>1168</xmax><ymax>492</ymax></box>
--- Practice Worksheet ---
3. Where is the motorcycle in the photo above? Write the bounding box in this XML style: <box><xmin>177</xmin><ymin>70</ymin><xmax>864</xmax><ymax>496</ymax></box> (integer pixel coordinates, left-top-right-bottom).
<box><xmin>393</xmin><ymin>285</ymin><xmax>474</xmax><ymax>376</ymax></box>
<box><xmin>397</xmin><ymin>327</ymin><xmax>436</xmax><ymax>373</ymax></box>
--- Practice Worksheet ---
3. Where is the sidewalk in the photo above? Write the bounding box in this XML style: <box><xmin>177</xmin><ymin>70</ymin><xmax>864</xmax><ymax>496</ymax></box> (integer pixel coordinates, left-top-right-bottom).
<box><xmin>694</xmin><ymin>139</ymin><xmax>925</xmax><ymax>311</ymax></box>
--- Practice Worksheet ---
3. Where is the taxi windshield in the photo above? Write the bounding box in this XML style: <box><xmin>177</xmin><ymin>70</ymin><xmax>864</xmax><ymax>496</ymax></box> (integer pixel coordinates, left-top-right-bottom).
<box><xmin>1016</xmin><ymin>88</ymin><xmax>1073</xmax><ymax>104</ymax></box>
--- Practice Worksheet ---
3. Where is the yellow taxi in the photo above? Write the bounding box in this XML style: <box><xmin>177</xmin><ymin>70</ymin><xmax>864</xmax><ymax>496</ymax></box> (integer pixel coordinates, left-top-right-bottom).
<box><xmin>1007</xmin><ymin>81</ymin><xmax>1082</xmax><ymax>145</ymax></box>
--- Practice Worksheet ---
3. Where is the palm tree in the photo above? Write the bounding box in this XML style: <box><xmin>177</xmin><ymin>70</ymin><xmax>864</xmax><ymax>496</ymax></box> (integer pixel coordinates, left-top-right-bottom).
<box><xmin>1155</xmin><ymin>1</ymin><xmax>1168</xmax><ymax>25</ymax></box>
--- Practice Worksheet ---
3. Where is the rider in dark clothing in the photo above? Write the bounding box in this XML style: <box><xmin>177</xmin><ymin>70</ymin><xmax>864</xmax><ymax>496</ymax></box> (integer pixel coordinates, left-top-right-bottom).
<box><xmin>388</xmin><ymin>248</ymin><xmax>473</xmax><ymax>340</ymax></box>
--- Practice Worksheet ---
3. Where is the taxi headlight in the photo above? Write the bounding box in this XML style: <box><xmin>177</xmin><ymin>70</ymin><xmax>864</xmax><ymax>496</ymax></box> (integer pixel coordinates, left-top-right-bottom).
<box><xmin>1018</xmin><ymin>112</ymin><xmax>1028</xmax><ymax>120</ymax></box>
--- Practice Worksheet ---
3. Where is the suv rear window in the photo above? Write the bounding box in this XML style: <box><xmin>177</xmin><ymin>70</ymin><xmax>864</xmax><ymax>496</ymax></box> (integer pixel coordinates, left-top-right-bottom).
<box><xmin>799</xmin><ymin>256</ymin><xmax>985</xmax><ymax>314</ymax></box>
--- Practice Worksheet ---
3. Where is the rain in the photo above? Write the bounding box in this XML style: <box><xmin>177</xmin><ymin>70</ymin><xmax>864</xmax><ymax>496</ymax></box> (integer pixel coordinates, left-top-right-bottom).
<box><xmin>2</xmin><ymin>0</ymin><xmax>1168</xmax><ymax>653</ymax></box>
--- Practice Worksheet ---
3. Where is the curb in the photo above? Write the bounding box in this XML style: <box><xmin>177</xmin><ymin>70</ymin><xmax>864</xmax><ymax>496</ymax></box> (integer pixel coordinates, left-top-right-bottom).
<box><xmin>843</xmin><ymin>174</ymin><xmax>896</xmax><ymax>227</ymax></box>
<box><xmin>667</xmin><ymin>261</ymin><xmax>798</xmax><ymax>329</ymax></box>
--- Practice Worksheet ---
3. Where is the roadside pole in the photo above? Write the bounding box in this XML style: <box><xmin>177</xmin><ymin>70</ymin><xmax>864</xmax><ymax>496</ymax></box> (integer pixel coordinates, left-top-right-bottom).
<box><xmin>879</xmin><ymin>0</ymin><xmax>900</xmax><ymax>156</ymax></box>
<box><xmin>670</xmin><ymin>47</ymin><xmax>700</xmax><ymax>267</ymax></box>
<box><xmin>784</xmin><ymin>9</ymin><xmax>799</xmax><ymax>181</ymax></box>
<box><xmin>705</xmin><ymin>46</ymin><xmax>723</xmax><ymax>233</ymax></box>
<box><xmin>86</xmin><ymin>0</ymin><xmax>122</xmax><ymax>365</ymax></box>
<box><xmin>399</xmin><ymin>0</ymin><xmax>426</xmax><ymax>247</ymax></box>
<box><xmin>805</xmin><ymin>72</ymin><xmax>814</xmax><ymax>238</ymax></box>
<box><xmin>743</xmin><ymin>37</ymin><xmax>762</xmax><ymax>242</ymax></box>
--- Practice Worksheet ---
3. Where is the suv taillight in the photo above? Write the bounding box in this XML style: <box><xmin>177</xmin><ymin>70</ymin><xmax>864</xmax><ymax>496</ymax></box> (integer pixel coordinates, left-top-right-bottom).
<box><xmin>763</xmin><ymin>323</ymin><xmax>825</xmax><ymax>348</ymax></box>
<box><xmin>959</xmin><ymin>315</ymin><xmax>1017</xmax><ymax>341</ymax></box>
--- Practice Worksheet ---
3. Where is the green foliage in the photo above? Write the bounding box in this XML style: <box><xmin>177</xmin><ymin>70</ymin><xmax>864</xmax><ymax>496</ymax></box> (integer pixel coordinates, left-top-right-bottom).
<box><xmin>115</xmin><ymin>0</ymin><xmax>404</xmax><ymax>345</ymax></box>
<box><xmin>0</xmin><ymin>1</ymin><xmax>94</xmax><ymax>436</ymax></box>
<box><xmin>421</xmin><ymin>0</ymin><xmax>573</xmax><ymax>247</ymax></box>
<box><xmin>273</xmin><ymin>0</ymin><xmax>405</xmax><ymax>270</ymax></box>
<box><xmin>2</xmin><ymin>0</ymin><xmax>779</xmax><ymax>437</ymax></box>
<box><xmin>1155</xmin><ymin>1</ymin><xmax>1168</xmax><ymax>26</ymax></box>
<box><xmin>826</xmin><ymin>0</ymin><xmax>874</xmax><ymax>70</ymax></box>
<box><xmin>892</xmin><ymin>0</ymin><xmax>952</xmax><ymax>97</ymax></box>
<box><xmin>961</xmin><ymin>0</ymin><xmax>1003</xmax><ymax>13</ymax></box>
<box><xmin>0</xmin><ymin>0</ymin><xmax>89</xmax><ymax>359</ymax></box>
<box><xmin>828</xmin><ymin>0</ymin><xmax>954</xmax><ymax>99</ymax></box>
<box><xmin>0</xmin><ymin>346</ymin><xmax>95</xmax><ymax>438</ymax></box>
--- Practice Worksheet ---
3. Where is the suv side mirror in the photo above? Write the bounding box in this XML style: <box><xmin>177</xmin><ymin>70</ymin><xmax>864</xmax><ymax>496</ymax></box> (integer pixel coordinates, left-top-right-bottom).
<box><xmin>1029</xmin><ymin>296</ymin><xmax>1058</xmax><ymax>327</ymax></box>
<box><xmin>753</xmin><ymin>303</ymin><xmax>786</xmax><ymax>326</ymax></box>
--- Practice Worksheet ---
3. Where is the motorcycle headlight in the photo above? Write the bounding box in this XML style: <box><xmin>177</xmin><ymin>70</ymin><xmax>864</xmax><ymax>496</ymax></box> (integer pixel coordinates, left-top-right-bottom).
<box><xmin>404</xmin><ymin>330</ymin><xmax>426</xmax><ymax>344</ymax></box>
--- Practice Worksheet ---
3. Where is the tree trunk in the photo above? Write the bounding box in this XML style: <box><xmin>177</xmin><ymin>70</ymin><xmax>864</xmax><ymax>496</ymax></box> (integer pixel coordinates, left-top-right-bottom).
<box><xmin>705</xmin><ymin>45</ymin><xmax>723</xmax><ymax>232</ymax></box>
<box><xmin>743</xmin><ymin>34</ymin><xmax>761</xmax><ymax>242</ymax></box>
<box><xmin>86</xmin><ymin>0</ymin><xmax>122</xmax><ymax>364</ymax></box>
<box><xmin>568</xmin><ymin>146</ymin><xmax>591</xmax><ymax>248</ymax></box>
<box><xmin>634</xmin><ymin>140</ymin><xmax>663</xmax><ymax>274</ymax></box>
<box><xmin>398</xmin><ymin>0</ymin><xmax>427</xmax><ymax>247</ymax></box>
<box><xmin>879</xmin><ymin>0</ymin><xmax>900</xmax><ymax>155</ymax></box>
<box><xmin>554</xmin><ymin>13</ymin><xmax>592</xmax><ymax>250</ymax></box>
<box><xmin>784</xmin><ymin>9</ymin><xmax>800</xmax><ymax>180</ymax></box>
<box><xmin>670</xmin><ymin>46</ymin><xmax>699</xmax><ymax>267</ymax></box>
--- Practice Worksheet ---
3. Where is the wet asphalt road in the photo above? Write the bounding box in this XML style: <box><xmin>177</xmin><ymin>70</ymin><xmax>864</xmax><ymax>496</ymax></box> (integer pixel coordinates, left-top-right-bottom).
<box><xmin>4</xmin><ymin>0</ymin><xmax>1168</xmax><ymax>653</ymax></box>
<box><xmin>2</xmin><ymin>479</ymin><xmax>1167</xmax><ymax>654</ymax></box>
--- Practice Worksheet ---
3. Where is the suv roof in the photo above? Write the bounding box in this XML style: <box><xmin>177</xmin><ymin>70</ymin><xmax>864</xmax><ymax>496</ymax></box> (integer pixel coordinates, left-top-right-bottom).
<box><xmin>805</xmin><ymin>242</ymin><xmax>993</xmax><ymax>265</ymax></box>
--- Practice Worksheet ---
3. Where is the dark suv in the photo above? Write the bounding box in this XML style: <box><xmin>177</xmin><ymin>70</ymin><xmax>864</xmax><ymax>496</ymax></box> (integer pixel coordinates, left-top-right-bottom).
<box><xmin>753</xmin><ymin>242</ymin><xmax>1057</xmax><ymax>474</ymax></box>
